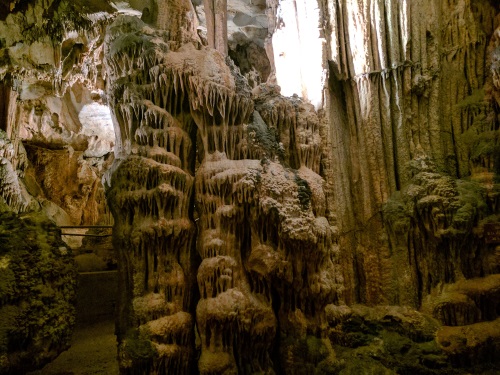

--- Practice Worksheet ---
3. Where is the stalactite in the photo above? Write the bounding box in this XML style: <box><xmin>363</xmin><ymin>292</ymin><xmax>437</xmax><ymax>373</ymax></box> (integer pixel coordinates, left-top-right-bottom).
<box><xmin>0</xmin><ymin>130</ymin><xmax>32</xmax><ymax>212</ymax></box>
<box><xmin>320</xmin><ymin>0</ymin><xmax>499</xmax><ymax>307</ymax></box>
<box><xmin>104</xmin><ymin>15</ymin><xmax>201</xmax><ymax>375</ymax></box>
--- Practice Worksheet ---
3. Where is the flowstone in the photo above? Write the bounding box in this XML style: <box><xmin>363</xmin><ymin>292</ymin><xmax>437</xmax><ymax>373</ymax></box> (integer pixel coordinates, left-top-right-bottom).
<box><xmin>104</xmin><ymin>10</ymin><xmax>340</xmax><ymax>374</ymax></box>
<box><xmin>104</xmin><ymin>15</ymin><xmax>200</xmax><ymax>375</ymax></box>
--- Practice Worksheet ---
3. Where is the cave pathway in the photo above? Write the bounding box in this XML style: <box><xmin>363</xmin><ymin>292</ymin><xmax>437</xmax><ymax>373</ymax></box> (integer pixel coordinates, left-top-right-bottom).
<box><xmin>28</xmin><ymin>270</ymin><xmax>120</xmax><ymax>375</ymax></box>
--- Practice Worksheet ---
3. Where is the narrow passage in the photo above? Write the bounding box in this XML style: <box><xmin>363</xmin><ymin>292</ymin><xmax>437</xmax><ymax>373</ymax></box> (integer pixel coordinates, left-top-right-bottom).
<box><xmin>28</xmin><ymin>271</ymin><xmax>119</xmax><ymax>375</ymax></box>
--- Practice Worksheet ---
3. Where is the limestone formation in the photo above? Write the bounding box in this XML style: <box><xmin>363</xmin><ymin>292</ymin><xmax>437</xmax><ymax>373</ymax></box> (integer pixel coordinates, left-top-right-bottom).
<box><xmin>202</xmin><ymin>0</ymin><xmax>228</xmax><ymax>56</ymax></box>
<box><xmin>0</xmin><ymin>130</ymin><xmax>32</xmax><ymax>213</ymax></box>
<box><xmin>0</xmin><ymin>0</ymin><xmax>499</xmax><ymax>374</ymax></box>
<box><xmin>314</xmin><ymin>0</ymin><xmax>500</xmax><ymax>307</ymax></box>
<box><xmin>0</xmin><ymin>3</ymin><xmax>113</xmax><ymax>373</ymax></box>
<box><xmin>103</xmin><ymin>2</ymin><xmax>340</xmax><ymax>371</ymax></box>
<box><xmin>103</xmin><ymin>14</ymin><xmax>199</xmax><ymax>373</ymax></box>
<box><xmin>0</xmin><ymin>211</ymin><xmax>77</xmax><ymax>374</ymax></box>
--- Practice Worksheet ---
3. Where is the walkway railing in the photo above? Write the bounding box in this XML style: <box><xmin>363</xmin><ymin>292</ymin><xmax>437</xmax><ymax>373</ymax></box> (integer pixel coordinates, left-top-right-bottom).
<box><xmin>60</xmin><ymin>225</ymin><xmax>113</xmax><ymax>237</ymax></box>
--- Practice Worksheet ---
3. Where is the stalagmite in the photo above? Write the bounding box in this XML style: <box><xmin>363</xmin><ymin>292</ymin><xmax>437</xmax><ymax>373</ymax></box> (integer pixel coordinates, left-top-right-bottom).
<box><xmin>1</xmin><ymin>0</ymin><xmax>498</xmax><ymax>373</ymax></box>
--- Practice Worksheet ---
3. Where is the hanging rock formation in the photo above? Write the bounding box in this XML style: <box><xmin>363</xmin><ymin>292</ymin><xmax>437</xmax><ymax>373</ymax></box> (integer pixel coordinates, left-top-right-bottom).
<box><xmin>0</xmin><ymin>0</ymin><xmax>499</xmax><ymax>374</ymax></box>
<box><xmin>0</xmin><ymin>0</ymin><xmax>115</xmax><ymax>233</ymax></box>
<box><xmin>315</xmin><ymin>0</ymin><xmax>500</xmax><ymax>306</ymax></box>
<box><xmin>103</xmin><ymin>2</ymin><xmax>340</xmax><ymax>371</ymax></box>
<box><xmin>0</xmin><ymin>130</ymin><xmax>32</xmax><ymax>213</ymax></box>
<box><xmin>104</xmin><ymin>14</ymin><xmax>201</xmax><ymax>374</ymax></box>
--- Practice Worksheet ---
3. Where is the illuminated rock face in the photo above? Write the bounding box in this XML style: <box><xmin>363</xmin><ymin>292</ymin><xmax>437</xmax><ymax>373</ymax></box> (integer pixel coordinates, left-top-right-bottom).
<box><xmin>0</xmin><ymin>0</ymin><xmax>499</xmax><ymax>374</ymax></box>
<box><xmin>266</xmin><ymin>0</ymin><xmax>325</xmax><ymax>108</ymax></box>
<box><xmin>104</xmin><ymin>8</ymin><xmax>339</xmax><ymax>372</ymax></box>
<box><xmin>317</xmin><ymin>0</ymin><xmax>500</xmax><ymax>306</ymax></box>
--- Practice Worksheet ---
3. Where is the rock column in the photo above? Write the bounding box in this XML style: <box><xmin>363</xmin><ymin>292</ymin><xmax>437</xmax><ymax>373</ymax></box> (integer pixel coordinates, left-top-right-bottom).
<box><xmin>202</xmin><ymin>0</ymin><xmax>228</xmax><ymax>56</ymax></box>
<box><xmin>104</xmin><ymin>16</ymin><xmax>198</xmax><ymax>374</ymax></box>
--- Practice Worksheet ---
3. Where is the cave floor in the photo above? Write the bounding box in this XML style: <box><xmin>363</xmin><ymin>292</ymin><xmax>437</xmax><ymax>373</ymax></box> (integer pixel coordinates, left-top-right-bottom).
<box><xmin>28</xmin><ymin>319</ymin><xmax>119</xmax><ymax>375</ymax></box>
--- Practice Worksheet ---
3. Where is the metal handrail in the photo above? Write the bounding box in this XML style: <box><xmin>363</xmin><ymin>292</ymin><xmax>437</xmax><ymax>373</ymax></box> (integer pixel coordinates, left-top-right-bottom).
<box><xmin>61</xmin><ymin>233</ymin><xmax>112</xmax><ymax>237</ymax></box>
<box><xmin>59</xmin><ymin>225</ymin><xmax>113</xmax><ymax>237</ymax></box>
<box><xmin>59</xmin><ymin>225</ymin><xmax>113</xmax><ymax>229</ymax></box>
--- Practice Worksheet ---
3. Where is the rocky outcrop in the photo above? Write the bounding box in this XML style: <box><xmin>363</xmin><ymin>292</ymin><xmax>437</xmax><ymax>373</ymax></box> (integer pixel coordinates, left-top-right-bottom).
<box><xmin>0</xmin><ymin>0</ymin><xmax>499</xmax><ymax>374</ymax></box>
<box><xmin>0</xmin><ymin>211</ymin><xmax>77</xmax><ymax>374</ymax></box>
<box><xmin>318</xmin><ymin>0</ymin><xmax>500</xmax><ymax>307</ymax></box>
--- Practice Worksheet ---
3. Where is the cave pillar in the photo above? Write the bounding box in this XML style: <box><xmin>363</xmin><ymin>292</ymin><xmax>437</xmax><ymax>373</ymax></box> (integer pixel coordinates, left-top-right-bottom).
<box><xmin>0</xmin><ymin>81</ymin><xmax>19</xmax><ymax>139</ymax></box>
<box><xmin>155</xmin><ymin>0</ymin><xmax>199</xmax><ymax>45</ymax></box>
<box><xmin>202</xmin><ymin>0</ymin><xmax>228</xmax><ymax>56</ymax></box>
<box><xmin>0</xmin><ymin>81</ymin><xmax>10</xmax><ymax>132</ymax></box>
<box><xmin>188</xmin><ymin>65</ymin><xmax>277</xmax><ymax>373</ymax></box>
<box><xmin>104</xmin><ymin>16</ymin><xmax>198</xmax><ymax>374</ymax></box>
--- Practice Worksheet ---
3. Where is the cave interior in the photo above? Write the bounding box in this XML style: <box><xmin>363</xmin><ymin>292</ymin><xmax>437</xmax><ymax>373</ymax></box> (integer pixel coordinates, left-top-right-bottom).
<box><xmin>0</xmin><ymin>0</ymin><xmax>500</xmax><ymax>374</ymax></box>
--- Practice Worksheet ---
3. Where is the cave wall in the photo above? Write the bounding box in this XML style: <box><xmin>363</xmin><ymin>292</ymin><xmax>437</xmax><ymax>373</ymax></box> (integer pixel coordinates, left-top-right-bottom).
<box><xmin>0</xmin><ymin>0</ymin><xmax>115</xmax><ymax>229</ymax></box>
<box><xmin>314</xmin><ymin>0</ymin><xmax>500</xmax><ymax>306</ymax></box>
<box><xmin>0</xmin><ymin>4</ymin><xmax>114</xmax><ymax>371</ymax></box>
<box><xmin>0</xmin><ymin>0</ymin><xmax>499</xmax><ymax>374</ymax></box>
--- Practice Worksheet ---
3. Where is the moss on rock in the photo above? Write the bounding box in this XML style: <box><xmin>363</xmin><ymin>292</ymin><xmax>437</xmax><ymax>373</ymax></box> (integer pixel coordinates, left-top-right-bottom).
<box><xmin>0</xmin><ymin>211</ymin><xmax>77</xmax><ymax>374</ymax></box>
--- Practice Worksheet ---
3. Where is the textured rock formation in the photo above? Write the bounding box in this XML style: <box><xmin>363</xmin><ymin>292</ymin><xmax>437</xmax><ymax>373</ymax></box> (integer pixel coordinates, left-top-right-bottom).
<box><xmin>327</xmin><ymin>304</ymin><xmax>451</xmax><ymax>374</ymax></box>
<box><xmin>0</xmin><ymin>0</ymin><xmax>115</xmax><ymax>227</ymax></box>
<box><xmin>316</xmin><ymin>1</ymin><xmax>500</xmax><ymax>373</ymax></box>
<box><xmin>0</xmin><ymin>2</ymin><xmax>113</xmax><ymax>373</ymax></box>
<box><xmin>103</xmin><ymin>2</ymin><xmax>340</xmax><ymax>371</ymax></box>
<box><xmin>194</xmin><ymin>88</ymin><xmax>341</xmax><ymax>373</ymax></box>
<box><xmin>318</xmin><ymin>0</ymin><xmax>500</xmax><ymax>307</ymax></box>
<box><xmin>202</xmin><ymin>0</ymin><xmax>228</xmax><ymax>55</ymax></box>
<box><xmin>104</xmin><ymin>15</ymin><xmax>200</xmax><ymax>374</ymax></box>
<box><xmin>193</xmin><ymin>0</ymin><xmax>271</xmax><ymax>87</ymax></box>
<box><xmin>0</xmin><ymin>0</ymin><xmax>499</xmax><ymax>374</ymax></box>
<box><xmin>0</xmin><ymin>211</ymin><xmax>77</xmax><ymax>374</ymax></box>
<box><xmin>0</xmin><ymin>130</ymin><xmax>32</xmax><ymax>213</ymax></box>
<box><xmin>382</xmin><ymin>156</ymin><xmax>498</xmax><ymax>306</ymax></box>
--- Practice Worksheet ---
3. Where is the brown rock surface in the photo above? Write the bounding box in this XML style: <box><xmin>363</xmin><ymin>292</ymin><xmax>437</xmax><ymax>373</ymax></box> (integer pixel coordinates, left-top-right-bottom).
<box><xmin>0</xmin><ymin>0</ymin><xmax>499</xmax><ymax>374</ymax></box>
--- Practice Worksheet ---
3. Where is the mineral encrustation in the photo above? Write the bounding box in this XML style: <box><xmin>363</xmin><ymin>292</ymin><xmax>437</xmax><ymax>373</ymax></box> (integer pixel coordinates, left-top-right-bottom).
<box><xmin>0</xmin><ymin>0</ymin><xmax>499</xmax><ymax>374</ymax></box>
